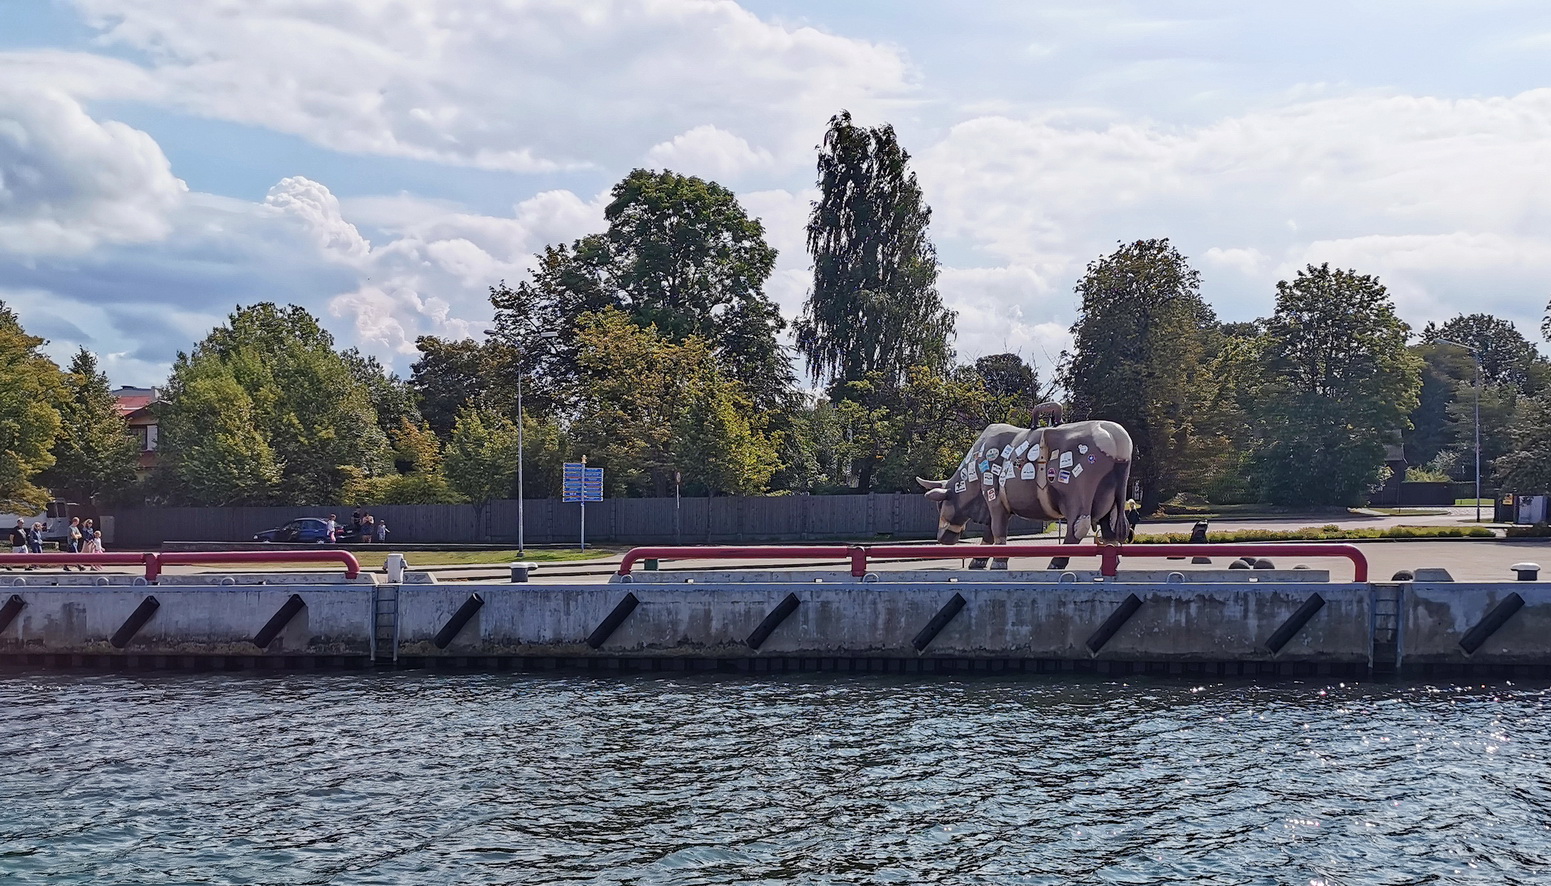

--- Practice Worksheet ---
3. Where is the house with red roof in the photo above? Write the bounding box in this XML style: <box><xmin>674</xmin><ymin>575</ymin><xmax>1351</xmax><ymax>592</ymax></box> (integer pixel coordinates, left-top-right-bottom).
<box><xmin>112</xmin><ymin>386</ymin><xmax>160</xmax><ymax>473</ymax></box>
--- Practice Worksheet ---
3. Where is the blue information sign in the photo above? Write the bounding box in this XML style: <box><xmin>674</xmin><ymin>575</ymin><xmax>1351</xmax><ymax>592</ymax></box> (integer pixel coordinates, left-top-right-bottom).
<box><xmin>562</xmin><ymin>463</ymin><xmax>603</xmax><ymax>503</ymax></box>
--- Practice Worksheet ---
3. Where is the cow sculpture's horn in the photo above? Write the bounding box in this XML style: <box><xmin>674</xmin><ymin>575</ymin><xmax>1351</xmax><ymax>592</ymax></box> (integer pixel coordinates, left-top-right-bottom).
<box><xmin>916</xmin><ymin>477</ymin><xmax>948</xmax><ymax>490</ymax></box>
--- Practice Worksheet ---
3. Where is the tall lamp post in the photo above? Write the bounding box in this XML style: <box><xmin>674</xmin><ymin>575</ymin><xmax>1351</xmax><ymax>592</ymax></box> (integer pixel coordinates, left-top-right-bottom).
<box><xmin>485</xmin><ymin>327</ymin><xmax>559</xmax><ymax>554</ymax></box>
<box><xmin>1437</xmin><ymin>339</ymin><xmax>1482</xmax><ymax>523</ymax></box>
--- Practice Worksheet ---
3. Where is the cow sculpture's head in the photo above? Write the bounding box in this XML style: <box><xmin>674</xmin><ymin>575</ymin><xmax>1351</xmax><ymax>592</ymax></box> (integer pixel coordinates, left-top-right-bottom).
<box><xmin>916</xmin><ymin>476</ymin><xmax>989</xmax><ymax>544</ymax></box>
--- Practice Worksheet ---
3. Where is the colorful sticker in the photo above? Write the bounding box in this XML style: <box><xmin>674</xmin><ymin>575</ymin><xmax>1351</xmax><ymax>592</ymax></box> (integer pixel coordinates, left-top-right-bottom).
<box><xmin>954</xmin><ymin>480</ymin><xmax>967</xmax><ymax>493</ymax></box>
<box><xmin>1059</xmin><ymin>451</ymin><xmax>1074</xmax><ymax>468</ymax></box>
<box><xmin>1029</xmin><ymin>443</ymin><xmax>1041</xmax><ymax>461</ymax></box>
<box><xmin>1047</xmin><ymin>467</ymin><xmax>1057</xmax><ymax>479</ymax></box>
<box><xmin>1072</xmin><ymin>463</ymin><xmax>1084</xmax><ymax>478</ymax></box>
<box><xmin>979</xmin><ymin>460</ymin><xmax>991</xmax><ymax>472</ymax></box>
<box><xmin>1021</xmin><ymin>462</ymin><xmax>1038</xmax><ymax>480</ymax></box>
<box><xmin>1015</xmin><ymin>440</ymin><xmax>1030</xmax><ymax>456</ymax></box>
<box><xmin>1000</xmin><ymin>444</ymin><xmax>1014</xmax><ymax>459</ymax></box>
<box><xmin>982</xmin><ymin>471</ymin><xmax>994</xmax><ymax>485</ymax></box>
<box><xmin>1058</xmin><ymin>469</ymin><xmax>1072</xmax><ymax>484</ymax></box>
<box><xmin>986</xmin><ymin>488</ymin><xmax>998</xmax><ymax>501</ymax></box>
<box><xmin>1087</xmin><ymin>454</ymin><xmax>1096</xmax><ymax>464</ymax></box>
<box><xmin>1078</xmin><ymin>444</ymin><xmax>1089</xmax><ymax>454</ymax></box>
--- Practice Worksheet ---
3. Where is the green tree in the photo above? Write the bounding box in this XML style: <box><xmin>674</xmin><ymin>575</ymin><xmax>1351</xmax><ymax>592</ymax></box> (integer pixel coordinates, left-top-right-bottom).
<box><xmin>0</xmin><ymin>303</ymin><xmax>64</xmax><ymax>511</ymax></box>
<box><xmin>40</xmin><ymin>349</ymin><xmax>139</xmax><ymax>506</ymax></box>
<box><xmin>158</xmin><ymin>304</ymin><xmax>392</xmax><ymax>505</ymax></box>
<box><xmin>795</xmin><ymin>111</ymin><xmax>955</xmax><ymax>394</ymax></box>
<box><xmin>491</xmin><ymin>169</ymin><xmax>793</xmax><ymax>413</ymax></box>
<box><xmin>568</xmin><ymin>309</ymin><xmax>777</xmax><ymax>497</ymax></box>
<box><xmin>443</xmin><ymin>407</ymin><xmax>522</xmax><ymax>532</ymax></box>
<box><xmin>1061</xmin><ymin>239</ymin><xmax>1215</xmax><ymax>512</ymax></box>
<box><xmin>409</xmin><ymin>335</ymin><xmax>515</xmax><ymax>438</ymax></box>
<box><xmin>154</xmin><ymin>359</ymin><xmax>282</xmax><ymax>506</ymax></box>
<box><xmin>1249</xmin><ymin>264</ymin><xmax>1422</xmax><ymax>505</ymax></box>
<box><xmin>1495</xmin><ymin>394</ymin><xmax>1551</xmax><ymax>491</ymax></box>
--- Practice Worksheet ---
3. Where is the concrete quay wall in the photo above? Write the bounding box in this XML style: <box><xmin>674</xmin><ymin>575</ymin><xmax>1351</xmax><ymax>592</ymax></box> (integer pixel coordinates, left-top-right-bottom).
<box><xmin>1</xmin><ymin>577</ymin><xmax>1548</xmax><ymax>675</ymax></box>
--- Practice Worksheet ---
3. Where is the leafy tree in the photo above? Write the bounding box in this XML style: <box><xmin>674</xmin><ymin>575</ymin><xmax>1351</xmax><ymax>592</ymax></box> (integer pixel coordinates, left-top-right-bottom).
<box><xmin>158</xmin><ymin>304</ymin><xmax>392</xmax><ymax>505</ymax></box>
<box><xmin>1495</xmin><ymin>393</ymin><xmax>1551</xmax><ymax>491</ymax></box>
<box><xmin>154</xmin><ymin>359</ymin><xmax>282</xmax><ymax>506</ymax></box>
<box><xmin>795</xmin><ymin>111</ymin><xmax>955</xmax><ymax>394</ymax></box>
<box><xmin>409</xmin><ymin>335</ymin><xmax>505</xmax><ymax>438</ymax></box>
<box><xmin>975</xmin><ymin>353</ymin><xmax>1037</xmax><ymax>400</ymax></box>
<box><xmin>491</xmin><ymin>169</ymin><xmax>793</xmax><ymax>412</ymax></box>
<box><xmin>1248</xmin><ymin>264</ymin><xmax>1422</xmax><ymax>505</ymax></box>
<box><xmin>1061</xmin><ymin>239</ymin><xmax>1215</xmax><ymax>512</ymax></box>
<box><xmin>1420</xmin><ymin>314</ymin><xmax>1544</xmax><ymax>389</ymax></box>
<box><xmin>568</xmin><ymin>309</ymin><xmax>777</xmax><ymax>496</ymax></box>
<box><xmin>343</xmin><ymin>348</ymin><xmax>422</xmax><ymax>438</ymax></box>
<box><xmin>0</xmin><ymin>303</ymin><xmax>64</xmax><ymax>511</ymax></box>
<box><xmin>40</xmin><ymin>349</ymin><xmax>139</xmax><ymax>506</ymax></box>
<box><xmin>443</xmin><ymin>407</ymin><xmax>522</xmax><ymax>504</ymax></box>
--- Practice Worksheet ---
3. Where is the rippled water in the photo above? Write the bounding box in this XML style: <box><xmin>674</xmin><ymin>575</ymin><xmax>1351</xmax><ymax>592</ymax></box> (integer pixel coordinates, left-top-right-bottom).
<box><xmin>2</xmin><ymin>672</ymin><xmax>1549</xmax><ymax>885</ymax></box>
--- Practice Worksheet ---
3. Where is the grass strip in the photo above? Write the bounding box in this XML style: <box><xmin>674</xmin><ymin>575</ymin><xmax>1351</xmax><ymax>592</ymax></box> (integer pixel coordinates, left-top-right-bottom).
<box><xmin>1135</xmin><ymin>525</ymin><xmax>1496</xmax><ymax>543</ymax></box>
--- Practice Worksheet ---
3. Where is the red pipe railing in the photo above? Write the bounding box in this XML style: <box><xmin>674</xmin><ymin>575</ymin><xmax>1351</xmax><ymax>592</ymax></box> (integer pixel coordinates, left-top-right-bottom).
<box><xmin>616</xmin><ymin>543</ymin><xmax>1369</xmax><ymax>582</ymax></box>
<box><xmin>0</xmin><ymin>550</ymin><xmax>362</xmax><ymax>581</ymax></box>
<box><xmin>155</xmin><ymin>550</ymin><xmax>362</xmax><ymax>580</ymax></box>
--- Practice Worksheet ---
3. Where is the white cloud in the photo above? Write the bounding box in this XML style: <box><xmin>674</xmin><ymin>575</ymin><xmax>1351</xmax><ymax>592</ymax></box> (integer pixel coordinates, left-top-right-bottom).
<box><xmin>0</xmin><ymin>88</ymin><xmax>186</xmax><ymax>255</ymax></box>
<box><xmin>265</xmin><ymin>176</ymin><xmax>371</xmax><ymax>261</ymax></box>
<box><xmin>645</xmin><ymin>125</ymin><xmax>774</xmax><ymax>180</ymax></box>
<box><xmin>61</xmin><ymin>0</ymin><xmax>915</xmax><ymax>172</ymax></box>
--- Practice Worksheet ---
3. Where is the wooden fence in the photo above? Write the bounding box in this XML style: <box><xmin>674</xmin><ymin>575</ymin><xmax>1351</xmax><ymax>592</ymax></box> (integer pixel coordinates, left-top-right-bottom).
<box><xmin>109</xmin><ymin>495</ymin><xmax>1047</xmax><ymax>547</ymax></box>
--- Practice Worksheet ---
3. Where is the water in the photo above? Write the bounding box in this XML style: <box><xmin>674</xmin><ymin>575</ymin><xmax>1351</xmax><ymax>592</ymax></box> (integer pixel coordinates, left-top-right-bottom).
<box><xmin>1</xmin><ymin>672</ymin><xmax>1549</xmax><ymax>885</ymax></box>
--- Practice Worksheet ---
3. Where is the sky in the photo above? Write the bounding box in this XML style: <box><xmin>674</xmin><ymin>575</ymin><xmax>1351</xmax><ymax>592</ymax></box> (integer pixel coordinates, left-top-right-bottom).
<box><xmin>4</xmin><ymin>0</ymin><xmax>1551</xmax><ymax>388</ymax></box>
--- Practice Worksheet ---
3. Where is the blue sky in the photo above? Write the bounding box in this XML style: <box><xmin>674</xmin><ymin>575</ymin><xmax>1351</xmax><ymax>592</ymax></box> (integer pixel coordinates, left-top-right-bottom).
<box><xmin>4</xmin><ymin>0</ymin><xmax>1551</xmax><ymax>386</ymax></box>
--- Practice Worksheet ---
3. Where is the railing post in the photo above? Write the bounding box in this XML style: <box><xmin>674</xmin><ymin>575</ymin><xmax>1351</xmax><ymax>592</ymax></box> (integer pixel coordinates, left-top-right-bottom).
<box><xmin>849</xmin><ymin>546</ymin><xmax>868</xmax><ymax>578</ymax></box>
<box><xmin>1100</xmin><ymin>546</ymin><xmax>1121</xmax><ymax>577</ymax></box>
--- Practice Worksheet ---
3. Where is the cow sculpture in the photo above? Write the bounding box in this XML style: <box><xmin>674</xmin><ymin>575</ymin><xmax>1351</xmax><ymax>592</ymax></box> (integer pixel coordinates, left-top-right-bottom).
<box><xmin>917</xmin><ymin>417</ymin><xmax>1133</xmax><ymax>569</ymax></box>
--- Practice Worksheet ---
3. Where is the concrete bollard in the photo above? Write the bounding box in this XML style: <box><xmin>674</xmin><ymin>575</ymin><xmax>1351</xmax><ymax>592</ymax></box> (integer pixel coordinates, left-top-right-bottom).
<box><xmin>510</xmin><ymin>562</ymin><xmax>538</xmax><ymax>583</ymax></box>
<box><xmin>385</xmin><ymin>553</ymin><xmax>407</xmax><ymax>583</ymax></box>
<box><xmin>1512</xmin><ymin>562</ymin><xmax>1541</xmax><ymax>581</ymax></box>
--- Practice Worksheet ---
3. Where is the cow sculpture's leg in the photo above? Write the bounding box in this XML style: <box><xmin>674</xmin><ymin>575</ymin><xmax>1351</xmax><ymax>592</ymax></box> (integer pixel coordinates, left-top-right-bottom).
<box><xmin>989</xmin><ymin>500</ymin><xmax>1011</xmax><ymax>570</ymax></box>
<box><xmin>967</xmin><ymin>525</ymin><xmax>992</xmax><ymax>569</ymax></box>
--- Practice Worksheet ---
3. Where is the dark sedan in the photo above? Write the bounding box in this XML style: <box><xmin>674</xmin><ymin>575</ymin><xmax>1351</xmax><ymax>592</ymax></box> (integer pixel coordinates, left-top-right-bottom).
<box><xmin>254</xmin><ymin>518</ymin><xmax>333</xmax><ymax>544</ymax></box>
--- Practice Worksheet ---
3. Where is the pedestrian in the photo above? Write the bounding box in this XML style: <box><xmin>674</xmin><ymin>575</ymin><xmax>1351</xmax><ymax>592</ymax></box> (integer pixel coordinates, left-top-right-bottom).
<box><xmin>27</xmin><ymin>522</ymin><xmax>43</xmax><ymax>554</ymax></box>
<box><xmin>8</xmin><ymin>519</ymin><xmax>26</xmax><ymax>555</ymax></box>
<box><xmin>325</xmin><ymin>513</ymin><xmax>338</xmax><ymax>544</ymax></box>
<box><xmin>67</xmin><ymin>516</ymin><xmax>84</xmax><ymax>571</ymax></box>
<box><xmin>82</xmin><ymin>519</ymin><xmax>103</xmax><ymax>570</ymax></box>
<box><xmin>360</xmin><ymin>514</ymin><xmax>375</xmax><ymax>544</ymax></box>
<box><xmin>375</xmin><ymin>519</ymin><xmax>389</xmax><ymax>544</ymax></box>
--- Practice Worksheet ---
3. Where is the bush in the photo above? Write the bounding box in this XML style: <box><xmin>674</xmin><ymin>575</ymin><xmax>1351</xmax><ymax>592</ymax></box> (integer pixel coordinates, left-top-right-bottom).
<box><xmin>1505</xmin><ymin>522</ymin><xmax>1551</xmax><ymax>538</ymax></box>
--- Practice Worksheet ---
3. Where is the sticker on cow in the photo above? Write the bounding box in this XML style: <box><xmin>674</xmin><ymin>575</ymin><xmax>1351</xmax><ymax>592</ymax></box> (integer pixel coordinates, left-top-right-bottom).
<box><xmin>916</xmin><ymin>403</ymin><xmax>1133</xmax><ymax>570</ymax></box>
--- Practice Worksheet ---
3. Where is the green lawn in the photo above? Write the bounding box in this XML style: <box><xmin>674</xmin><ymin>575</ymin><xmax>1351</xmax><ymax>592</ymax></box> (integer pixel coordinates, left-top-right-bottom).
<box><xmin>1138</xmin><ymin>525</ymin><xmax>1495</xmax><ymax>543</ymax></box>
<box><xmin>350</xmin><ymin>549</ymin><xmax>615</xmax><ymax>569</ymax></box>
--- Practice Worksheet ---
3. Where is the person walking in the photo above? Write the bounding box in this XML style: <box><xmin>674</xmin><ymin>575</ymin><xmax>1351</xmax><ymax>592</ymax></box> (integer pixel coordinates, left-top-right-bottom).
<box><xmin>8</xmin><ymin>519</ymin><xmax>27</xmax><ymax>570</ymax></box>
<box><xmin>26</xmin><ymin>522</ymin><xmax>43</xmax><ymax>554</ymax></box>
<box><xmin>374</xmin><ymin>519</ymin><xmax>389</xmax><ymax>544</ymax></box>
<box><xmin>325</xmin><ymin>514</ymin><xmax>338</xmax><ymax>544</ymax></box>
<box><xmin>67</xmin><ymin>517</ymin><xmax>83</xmax><ymax>570</ymax></box>
<box><xmin>81</xmin><ymin>520</ymin><xmax>103</xmax><ymax>570</ymax></box>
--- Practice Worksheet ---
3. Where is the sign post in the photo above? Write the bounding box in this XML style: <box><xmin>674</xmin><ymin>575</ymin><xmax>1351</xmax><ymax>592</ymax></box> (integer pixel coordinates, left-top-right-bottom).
<box><xmin>562</xmin><ymin>458</ymin><xmax>604</xmax><ymax>550</ymax></box>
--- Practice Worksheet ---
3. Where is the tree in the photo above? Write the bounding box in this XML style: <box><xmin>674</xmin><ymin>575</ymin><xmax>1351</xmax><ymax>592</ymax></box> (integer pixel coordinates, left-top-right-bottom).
<box><xmin>490</xmin><ymin>169</ymin><xmax>793</xmax><ymax>413</ymax></box>
<box><xmin>1420</xmin><ymin>314</ymin><xmax>1544</xmax><ymax>388</ymax></box>
<box><xmin>40</xmin><ymin>349</ymin><xmax>139</xmax><ymax>506</ymax></box>
<box><xmin>0</xmin><ymin>303</ymin><xmax>64</xmax><ymax>511</ymax></box>
<box><xmin>1495</xmin><ymin>394</ymin><xmax>1551</xmax><ymax>491</ymax></box>
<box><xmin>1061</xmin><ymin>239</ymin><xmax>1215</xmax><ymax>512</ymax></box>
<box><xmin>567</xmin><ymin>308</ymin><xmax>777</xmax><ymax>497</ymax></box>
<box><xmin>157</xmin><ymin>304</ymin><xmax>392</xmax><ymax>505</ymax></box>
<box><xmin>795</xmin><ymin>111</ymin><xmax>955</xmax><ymax>394</ymax></box>
<box><xmin>443</xmin><ymin>407</ymin><xmax>521</xmax><ymax>504</ymax></box>
<box><xmin>154</xmin><ymin>359</ymin><xmax>282</xmax><ymax>506</ymax></box>
<box><xmin>409</xmin><ymin>335</ymin><xmax>505</xmax><ymax>438</ymax></box>
<box><xmin>1249</xmin><ymin>264</ymin><xmax>1422</xmax><ymax>505</ymax></box>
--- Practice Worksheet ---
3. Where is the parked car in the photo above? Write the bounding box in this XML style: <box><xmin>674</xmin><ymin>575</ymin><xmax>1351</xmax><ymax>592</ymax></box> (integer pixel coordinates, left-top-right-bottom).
<box><xmin>254</xmin><ymin>518</ymin><xmax>333</xmax><ymax>544</ymax></box>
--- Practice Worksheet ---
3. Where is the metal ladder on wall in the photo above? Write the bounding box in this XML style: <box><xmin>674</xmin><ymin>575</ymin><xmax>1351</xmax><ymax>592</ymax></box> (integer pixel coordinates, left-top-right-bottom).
<box><xmin>1370</xmin><ymin>583</ymin><xmax>1402</xmax><ymax>676</ymax></box>
<box><xmin>372</xmin><ymin>584</ymin><xmax>399</xmax><ymax>664</ymax></box>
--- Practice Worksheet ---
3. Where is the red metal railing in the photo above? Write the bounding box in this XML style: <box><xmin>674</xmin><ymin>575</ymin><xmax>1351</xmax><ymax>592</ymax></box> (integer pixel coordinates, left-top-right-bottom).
<box><xmin>0</xmin><ymin>550</ymin><xmax>362</xmax><ymax>581</ymax></box>
<box><xmin>616</xmin><ymin>543</ymin><xmax>1369</xmax><ymax>582</ymax></box>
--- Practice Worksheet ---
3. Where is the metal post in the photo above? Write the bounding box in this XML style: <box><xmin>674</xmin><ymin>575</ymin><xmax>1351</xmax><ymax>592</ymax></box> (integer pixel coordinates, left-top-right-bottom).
<box><xmin>517</xmin><ymin>366</ymin><xmax>525</xmax><ymax>555</ymax></box>
<box><xmin>580</xmin><ymin>500</ymin><xmax>586</xmax><ymax>551</ymax></box>
<box><xmin>1473</xmin><ymin>355</ymin><xmax>1481</xmax><ymax>523</ymax></box>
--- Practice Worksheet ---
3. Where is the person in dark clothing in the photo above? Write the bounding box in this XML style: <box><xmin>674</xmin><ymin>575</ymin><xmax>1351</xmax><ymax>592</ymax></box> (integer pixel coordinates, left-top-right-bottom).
<box><xmin>26</xmin><ymin>523</ymin><xmax>43</xmax><ymax>554</ymax></box>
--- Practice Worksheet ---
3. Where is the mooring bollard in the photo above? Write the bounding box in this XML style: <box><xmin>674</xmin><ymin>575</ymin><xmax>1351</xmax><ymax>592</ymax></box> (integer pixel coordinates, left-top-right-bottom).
<box><xmin>510</xmin><ymin>562</ymin><xmax>533</xmax><ymax>583</ymax></box>
<box><xmin>1512</xmin><ymin>562</ymin><xmax>1540</xmax><ymax>581</ymax></box>
<box><xmin>384</xmin><ymin>553</ymin><xmax>407</xmax><ymax>583</ymax></box>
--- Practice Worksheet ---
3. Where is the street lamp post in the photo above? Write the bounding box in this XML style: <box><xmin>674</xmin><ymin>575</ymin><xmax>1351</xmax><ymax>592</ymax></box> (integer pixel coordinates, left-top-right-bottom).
<box><xmin>1438</xmin><ymin>339</ymin><xmax>1482</xmax><ymax>523</ymax></box>
<box><xmin>485</xmin><ymin>327</ymin><xmax>558</xmax><ymax>554</ymax></box>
